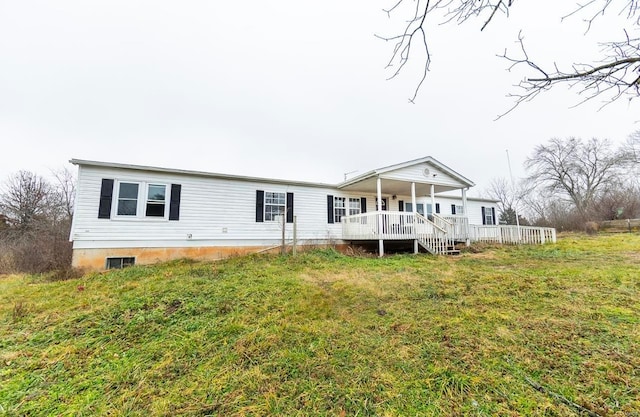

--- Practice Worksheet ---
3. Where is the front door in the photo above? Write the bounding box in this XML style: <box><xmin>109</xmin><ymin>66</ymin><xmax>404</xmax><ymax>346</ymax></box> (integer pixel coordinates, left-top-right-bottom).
<box><xmin>376</xmin><ymin>197</ymin><xmax>388</xmax><ymax>211</ymax></box>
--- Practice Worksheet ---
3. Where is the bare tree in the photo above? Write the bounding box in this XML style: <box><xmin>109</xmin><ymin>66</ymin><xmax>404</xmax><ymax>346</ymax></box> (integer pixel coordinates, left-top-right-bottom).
<box><xmin>485</xmin><ymin>177</ymin><xmax>527</xmax><ymax>224</ymax></box>
<box><xmin>625</xmin><ymin>129</ymin><xmax>640</xmax><ymax>162</ymax></box>
<box><xmin>51</xmin><ymin>167</ymin><xmax>76</xmax><ymax>220</ymax></box>
<box><xmin>379</xmin><ymin>0</ymin><xmax>640</xmax><ymax>109</ymax></box>
<box><xmin>524</xmin><ymin>137</ymin><xmax>631</xmax><ymax>218</ymax></box>
<box><xmin>0</xmin><ymin>170</ymin><xmax>76</xmax><ymax>273</ymax></box>
<box><xmin>0</xmin><ymin>171</ymin><xmax>52</xmax><ymax>231</ymax></box>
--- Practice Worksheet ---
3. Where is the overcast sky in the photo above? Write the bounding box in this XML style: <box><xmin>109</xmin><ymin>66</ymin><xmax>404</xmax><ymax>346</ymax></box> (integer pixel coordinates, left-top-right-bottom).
<box><xmin>0</xmin><ymin>1</ymin><xmax>637</xmax><ymax>196</ymax></box>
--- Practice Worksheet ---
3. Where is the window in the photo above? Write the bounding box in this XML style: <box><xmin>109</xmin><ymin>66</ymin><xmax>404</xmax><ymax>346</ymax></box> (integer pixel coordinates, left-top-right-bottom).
<box><xmin>117</xmin><ymin>182</ymin><xmax>139</xmax><ymax>216</ymax></box>
<box><xmin>334</xmin><ymin>197</ymin><xmax>346</xmax><ymax>223</ymax></box>
<box><xmin>405</xmin><ymin>202</ymin><xmax>425</xmax><ymax>215</ymax></box>
<box><xmin>115</xmin><ymin>181</ymin><xmax>170</xmax><ymax>218</ymax></box>
<box><xmin>146</xmin><ymin>184</ymin><xmax>166</xmax><ymax>217</ymax></box>
<box><xmin>106</xmin><ymin>257</ymin><xmax>135</xmax><ymax>269</ymax></box>
<box><xmin>451</xmin><ymin>204</ymin><xmax>464</xmax><ymax>215</ymax></box>
<box><xmin>483</xmin><ymin>207</ymin><xmax>495</xmax><ymax>225</ymax></box>
<box><xmin>99</xmin><ymin>179</ymin><xmax>180</xmax><ymax>221</ymax></box>
<box><xmin>348</xmin><ymin>198</ymin><xmax>361</xmax><ymax>215</ymax></box>
<box><xmin>265</xmin><ymin>192</ymin><xmax>286</xmax><ymax>221</ymax></box>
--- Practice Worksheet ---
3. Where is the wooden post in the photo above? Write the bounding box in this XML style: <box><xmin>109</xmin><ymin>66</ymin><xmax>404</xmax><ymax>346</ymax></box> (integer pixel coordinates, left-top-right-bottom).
<box><xmin>430</xmin><ymin>184</ymin><xmax>435</xmax><ymax>219</ymax></box>
<box><xmin>411</xmin><ymin>182</ymin><xmax>418</xmax><ymax>254</ymax></box>
<box><xmin>377</xmin><ymin>176</ymin><xmax>384</xmax><ymax>257</ymax></box>
<box><xmin>462</xmin><ymin>187</ymin><xmax>470</xmax><ymax>246</ymax></box>
<box><xmin>292</xmin><ymin>216</ymin><xmax>297</xmax><ymax>255</ymax></box>
<box><xmin>281</xmin><ymin>213</ymin><xmax>286</xmax><ymax>255</ymax></box>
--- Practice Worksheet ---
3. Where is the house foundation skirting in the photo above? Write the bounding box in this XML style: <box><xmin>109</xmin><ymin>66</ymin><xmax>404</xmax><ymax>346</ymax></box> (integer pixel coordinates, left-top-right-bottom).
<box><xmin>72</xmin><ymin>243</ymin><xmax>349</xmax><ymax>270</ymax></box>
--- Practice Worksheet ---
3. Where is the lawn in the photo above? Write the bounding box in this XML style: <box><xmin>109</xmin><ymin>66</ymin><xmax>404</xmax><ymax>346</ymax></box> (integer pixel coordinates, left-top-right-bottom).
<box><xmin>1</xmin><ymin>234</ymin><xmax>639</xmax><ymax>416</ymax></box>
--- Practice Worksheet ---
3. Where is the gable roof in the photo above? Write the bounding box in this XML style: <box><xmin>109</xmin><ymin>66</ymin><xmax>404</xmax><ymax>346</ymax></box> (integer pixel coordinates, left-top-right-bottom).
<box><xmin>338</xmin><ymin>156</ymin><xmax>475</xmax><ymax>189</ymax></box>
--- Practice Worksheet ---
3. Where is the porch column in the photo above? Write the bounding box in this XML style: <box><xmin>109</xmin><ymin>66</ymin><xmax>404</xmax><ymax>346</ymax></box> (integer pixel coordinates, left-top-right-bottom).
<box><xmin>377</xmin><ymin>176</ymin><xmax>384</xmax><ymax>257</ymax></box>
<box><xmin>430</xmin><ymin>184</ymin><xmax>435</xmax><ymax>218</ymax></box>
<box><xmin>462</xmin><ymin>188</ymin><xmax>470</xmax><ymax>246</ymax></box>
<box><xmin>411</xmin><ymin>182</ymin><xmax>418</xmax><ymax>254</ymax></box>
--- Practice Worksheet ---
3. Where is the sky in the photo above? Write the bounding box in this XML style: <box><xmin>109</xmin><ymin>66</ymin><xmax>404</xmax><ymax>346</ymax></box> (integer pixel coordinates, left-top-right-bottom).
<box><xmin>0</xmin><ymin>0</ymin><xmax>637</xmax><ymax>197</ymax></box>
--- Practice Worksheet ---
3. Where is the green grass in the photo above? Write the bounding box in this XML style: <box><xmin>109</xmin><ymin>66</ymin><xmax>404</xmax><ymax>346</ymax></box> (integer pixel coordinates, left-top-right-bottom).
<box><xmin>1</xmin><ymin>233</ymin><xmax>639</xmax><ymax>416</ymax></box>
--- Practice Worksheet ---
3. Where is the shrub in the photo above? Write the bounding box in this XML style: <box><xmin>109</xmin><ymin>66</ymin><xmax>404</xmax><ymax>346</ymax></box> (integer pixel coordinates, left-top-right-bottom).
<box><xmin>584</xmin><ymin>221</ymin><xmax>599</xmax><ymax>235</ymax></box>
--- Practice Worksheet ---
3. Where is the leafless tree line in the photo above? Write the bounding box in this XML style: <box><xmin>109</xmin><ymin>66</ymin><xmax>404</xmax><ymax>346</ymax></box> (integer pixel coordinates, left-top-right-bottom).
<box><xmin>0</xmin><ymin>169</ymin><xmax>75</xmax><ymax>273</ymax></box>
<box><xmin>487</xmin><ymin>131</ymin><xmax>640</xmax><ymax>230</ymax></box>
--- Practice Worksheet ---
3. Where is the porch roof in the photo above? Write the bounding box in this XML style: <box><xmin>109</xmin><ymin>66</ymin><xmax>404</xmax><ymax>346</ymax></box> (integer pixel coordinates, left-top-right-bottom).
<box><xmin>337</xmin><ymin>156</ymin><xmax>475</xmax><ymax>195</ymax></box>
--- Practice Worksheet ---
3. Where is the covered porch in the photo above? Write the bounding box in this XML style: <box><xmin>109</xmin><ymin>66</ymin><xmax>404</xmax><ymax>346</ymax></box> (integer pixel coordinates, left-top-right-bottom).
<box><xmin>338</xmin><ymin>158</ymin><xmax>474</xmax><ymax>256</ymax></box>
<box><xmin>337</xmin><ymin>157</ymin><xmax>556</xmax><ymax>256</ymax></box>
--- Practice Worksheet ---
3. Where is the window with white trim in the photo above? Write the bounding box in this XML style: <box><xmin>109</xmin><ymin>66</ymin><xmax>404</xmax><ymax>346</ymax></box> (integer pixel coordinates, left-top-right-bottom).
<box><xmin>145</xmin><ymin>184</ymin><xmax>167</xmax><ymax>217</ymax></box>
<box><xmin>117</xmin><ymin>182</ymin><xmax>139</xmax><ymax>216</ymax></box>
<box><xmin>115</xmin><ymin>181</ymin><xmax>169</xmax><ymax>219</ymax></box>
<box><xmin>334</xmin><ymin>197</ymin><xmax>346</xmax><ymax>223</ymax></box>
<box><xmin>348</xmin><ymin>198</ymin><xmax>361</xmax><ymax>216</ymax></box>
<box><xmin>455</xmin><ymin>205</ymin><xmax>464</xmax><ymax>215</ymax></box>
<box><xmin>484</xmin><ymin>208</ymin><xmax>495</xmax><ymax>225</ymax></box>
<box><xmin>264</xmin><ymin>192</ymin><xmax>286</xmax><ymax>221</ymax></box>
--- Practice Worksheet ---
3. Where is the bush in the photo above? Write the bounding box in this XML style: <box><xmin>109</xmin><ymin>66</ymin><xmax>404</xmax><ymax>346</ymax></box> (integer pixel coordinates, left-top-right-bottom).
<box><xmin>584</xmin><ymin>221</ymin><xmax>599</xmax><ymax>235</ymax></box>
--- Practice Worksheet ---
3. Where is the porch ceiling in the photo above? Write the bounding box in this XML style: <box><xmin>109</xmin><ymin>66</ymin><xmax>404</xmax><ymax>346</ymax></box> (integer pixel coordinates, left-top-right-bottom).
<box><xmin>338</xmin><ymin>177</ymin><xmax>461</xmax><ymax>196</ymax></box>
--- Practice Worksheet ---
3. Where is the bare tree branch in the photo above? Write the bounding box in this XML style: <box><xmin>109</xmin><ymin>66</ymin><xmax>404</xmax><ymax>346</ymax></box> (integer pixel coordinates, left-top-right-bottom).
<box><xmin>380</xmin><ymin>0</ymin><xmax>640</xmax><ymax>110</ymax></box>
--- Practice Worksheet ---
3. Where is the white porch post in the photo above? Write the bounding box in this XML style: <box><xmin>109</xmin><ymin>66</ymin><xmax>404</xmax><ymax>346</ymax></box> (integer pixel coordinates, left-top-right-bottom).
<box><xmin>411</xmin><ymin>182</ymin><xmax>418</xmax><ymax>254</ymax></box>
<box><xmin>462</xmin><ymin>187</ymin><xmax>470</xmax><ymax>246</ymax></box>
<box><xmin>430</xmin><ymin>184</ymin><xmax>435</xmax><ymax>218</ymax></box>
<box><xmin>377</xmin><ymin>176</ymin><xmax>384</xmax><ymax>257</ymax></box>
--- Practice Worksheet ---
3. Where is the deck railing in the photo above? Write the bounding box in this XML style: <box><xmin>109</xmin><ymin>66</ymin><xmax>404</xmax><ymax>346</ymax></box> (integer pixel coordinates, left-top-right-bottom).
<box><xmin>342</xmin><ymin>212</ymin><xmax>557</xmax><ymax>250</ymax></box>
<box><xmin>436</xmin><ymin>215</ymin><xmax>470</xmax><ymax>241</ymax></box>
<box><xmin>470</xmin><ymin>225</ymin><xmax>556</xmax><ymax>244</ymax></box>
<box><xmin>342</xmin><ymin>211</ymin><xmax>434</xmax><ymax>240</ymax></box>
<box><xmin>341</xmin><ymin>211</ymin><xmax>451</xmax><ymax>254</ymax></box>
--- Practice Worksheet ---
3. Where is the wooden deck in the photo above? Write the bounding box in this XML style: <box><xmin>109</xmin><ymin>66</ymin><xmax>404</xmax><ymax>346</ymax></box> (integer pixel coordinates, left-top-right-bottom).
<box><xmin>342</xmin><ymin>211</ymin><xmax>556</xmax><ymax>254</ymax></box>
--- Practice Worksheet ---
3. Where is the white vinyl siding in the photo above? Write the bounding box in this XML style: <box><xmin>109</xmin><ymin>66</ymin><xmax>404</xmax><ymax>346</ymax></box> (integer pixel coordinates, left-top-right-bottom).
<box><xmin>380</xmin><ymin>162</ymin><xmax>466</xmax><ymax>188</ymax></box>
<box><xmin>71</xmin><ymin>165</ymin><xmax>498</xmax><ymax>251</ymax></box>
<box><xmin>72</xmin><ymin>166</ymin><xmax>373</xmax><ymax>248</ymax></box>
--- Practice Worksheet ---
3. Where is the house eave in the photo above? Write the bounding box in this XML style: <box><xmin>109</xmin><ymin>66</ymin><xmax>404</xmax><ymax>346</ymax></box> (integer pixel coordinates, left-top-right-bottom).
<box><xmin>69</xmin><ymin>159</ymin><xmax>337</xmax><ymax>189</ymax></box>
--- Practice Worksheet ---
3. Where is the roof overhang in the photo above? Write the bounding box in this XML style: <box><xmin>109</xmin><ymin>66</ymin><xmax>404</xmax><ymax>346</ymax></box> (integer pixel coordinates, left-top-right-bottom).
<box><xmin>69</xmin><ymin>159</ymin><xmax>336</xmax><ymax>189</ymax></box>
<box><xmin>337</xmin><ymin>156</ymin><xmax>475</xmax><ymax>195</ymax></box>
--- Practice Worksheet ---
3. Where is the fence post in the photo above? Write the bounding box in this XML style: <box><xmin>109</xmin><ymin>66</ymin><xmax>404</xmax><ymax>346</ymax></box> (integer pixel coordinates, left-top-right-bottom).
<box><xmin>293</xmin><ymin>216</ymin><xmax>297</xmax><ymax>256</ymax></box>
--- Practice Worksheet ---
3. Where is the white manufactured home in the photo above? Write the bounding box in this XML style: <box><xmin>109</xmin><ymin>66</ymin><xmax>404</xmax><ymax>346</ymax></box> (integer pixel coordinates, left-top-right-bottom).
<box><xmin>69</xmin><ymin>157</ymin><xmax>556</xmax><ymax>270</ymax></box>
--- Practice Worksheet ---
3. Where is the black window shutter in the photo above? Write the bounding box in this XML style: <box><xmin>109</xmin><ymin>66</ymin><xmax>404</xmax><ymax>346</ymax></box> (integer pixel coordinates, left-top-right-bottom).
<box><xmin>398</xmin><ymin>200</ymin><xmax>404</xmax><ymax>212</ymax></box>
<box><xmin>286</xmin><ymin>192</ymin><xmax>294</xmax><ymax>223</ymax></box>
<box><xmin>256</xmin><ymin>190</ymin><xmax>264</xmax><ymax>222</ymax></box>
<box><xmin>98</xmin><ymin>179</ymin><xmax>114</xmax><ymax>219</ymax></box>
<box><xmin>435</xmin><ymin>203</ymin><xmax>440</xmax><ymax>214</ymax></box>
<box><xmin>491</xmin><ymin>207</ymin><xmax>496</xmax><ymax>225</ymax></box>
<box><xmin>327</xmin><ymin>195</ymin><xmax>334</xmax><ymax>224</ymax></box>
<box><xmin>169</xmin><ymin>184</ymin><xmax>181</xmax><ymax>221</ymax></box>
<box><xmin>481</xmin><ymin>207</ymin><xmax>486</xmax><ymax>225</ymax></box>
<box><xmin>360</xmin><ymin>197</ymin><xmax>367</xmax><ymax>213</ymax></box>
<box><xmin>451</xmin><ymin>204</ymin><xmax>456</xmax><ymax>215</ymax></box>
